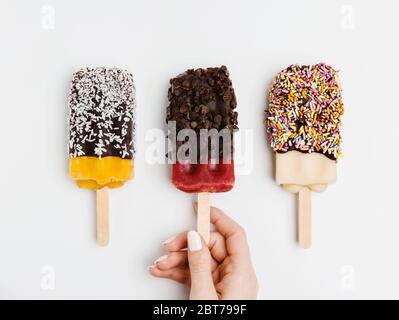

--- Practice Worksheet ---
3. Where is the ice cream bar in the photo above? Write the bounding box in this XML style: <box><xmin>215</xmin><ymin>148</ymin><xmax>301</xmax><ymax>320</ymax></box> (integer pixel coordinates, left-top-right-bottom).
<box><xmin>266</xmin><ymin>63</ymin><xmax>344</xmax><ymax>248</ymax></box>
<box><xmin>68</xmin><ymin>67</ymin><xmax>136</xmax><ymax>246</ymax></box>
<box><xmin>167</xmin><ymin>66</ymin><xmax>238</xmax><ymax>242</ymax></box>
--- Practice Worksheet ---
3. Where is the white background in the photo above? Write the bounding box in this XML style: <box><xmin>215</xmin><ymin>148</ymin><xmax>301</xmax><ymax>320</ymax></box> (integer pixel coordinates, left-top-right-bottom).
<box><xmin>0</xmin><ymin>0</ymin><xmax>398</xmax><ymax>300</ymax></box>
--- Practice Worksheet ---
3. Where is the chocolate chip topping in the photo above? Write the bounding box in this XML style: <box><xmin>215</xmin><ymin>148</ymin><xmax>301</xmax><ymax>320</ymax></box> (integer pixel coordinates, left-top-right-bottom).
<box><xmin>166</xmin><ymin>66</ymin><xmax>238</xmax><ymax>158</ymax></box>
<box><xmin>68</xmin><ymin>67</ymin><xmax>136</xmax><ymax>159</ymax></box>
<box><xmin>167</xmin><ymin>66</ymin><xmax>238</xmax><ymax>133</ymax></box>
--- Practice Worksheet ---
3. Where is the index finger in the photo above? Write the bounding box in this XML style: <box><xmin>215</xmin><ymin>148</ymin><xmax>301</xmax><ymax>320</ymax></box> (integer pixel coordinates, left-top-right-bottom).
<box><xmin>194</xmin><ymin>203</ymin><xmax>249</xmax><ymax>256</ymax></box>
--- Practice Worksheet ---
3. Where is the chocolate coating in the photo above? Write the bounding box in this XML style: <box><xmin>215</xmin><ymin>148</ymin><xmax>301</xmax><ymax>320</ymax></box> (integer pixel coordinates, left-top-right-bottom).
<box><xmin>68</xmin><ymin>67</ymin><xmax>136</xmax><ymax>159</ymax></box>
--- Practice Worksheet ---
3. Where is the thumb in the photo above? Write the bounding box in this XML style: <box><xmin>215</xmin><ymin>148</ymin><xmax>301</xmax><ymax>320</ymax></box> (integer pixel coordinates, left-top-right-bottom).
<box><xmin>187</xmin><ymin>230</ymin><xmax>218</xmax><ymax>300</ymax></box>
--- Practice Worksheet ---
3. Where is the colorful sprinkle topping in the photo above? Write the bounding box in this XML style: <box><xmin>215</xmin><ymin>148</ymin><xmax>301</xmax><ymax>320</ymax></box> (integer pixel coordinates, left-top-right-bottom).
<box><xmin>266</xmin><ymin>63</ymin><xmax>344</xmax><ymax>160</ymax></box>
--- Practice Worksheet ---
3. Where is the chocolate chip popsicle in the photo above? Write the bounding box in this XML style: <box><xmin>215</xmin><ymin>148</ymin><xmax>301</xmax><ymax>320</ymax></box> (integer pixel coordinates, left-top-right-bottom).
<box><xmin>266</xmin><ymin>63</ymin><xmax>344</xmax><ymax>248</ymax></box>
<box><xmin>166</xmin><ymin>66</ymin><xmax>238</xmax><ymax>243</ymax></box>
<box><xmin>68</xmin><ymin>67</ymin><xmax>136</xmax><ymax>246</ymax></box>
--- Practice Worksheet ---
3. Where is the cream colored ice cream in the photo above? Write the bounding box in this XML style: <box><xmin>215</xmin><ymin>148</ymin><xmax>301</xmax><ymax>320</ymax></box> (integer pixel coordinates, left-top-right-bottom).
<box><xmin>276</xmin><ymin>151</ymin><xmax>336</xmax><ymax>193</ymax></box>
<box><xmin>266</xmin><ymin>63</ymin><xmax>344</xmax><ymax>248</ymax></box>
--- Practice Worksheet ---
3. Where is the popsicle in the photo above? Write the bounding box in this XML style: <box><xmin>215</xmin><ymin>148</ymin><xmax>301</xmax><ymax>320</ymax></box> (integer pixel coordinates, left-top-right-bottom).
<box><xmin>266</xmin><ymin>63</ymin><xmax>344</xmax><ymax>248</ymax></box>
<box><xmin>166</xmin><ymin>66</ymin><xmax>238</xmax><ymax>243</ymax></box>
<box><xmin>68</xmin><ymin>67</ymin><xmax>136</xmax><ymax>246</ymax></box>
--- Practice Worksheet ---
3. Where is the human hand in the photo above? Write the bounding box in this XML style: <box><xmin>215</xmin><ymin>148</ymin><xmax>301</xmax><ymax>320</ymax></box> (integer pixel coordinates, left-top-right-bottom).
<box><xmin>149</xmin><ymin>205</ymin><xmax>258</xmax><ymax>300</ymax></box>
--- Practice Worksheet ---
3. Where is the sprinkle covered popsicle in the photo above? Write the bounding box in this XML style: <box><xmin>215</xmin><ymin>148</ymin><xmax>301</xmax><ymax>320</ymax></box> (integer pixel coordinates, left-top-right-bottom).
<box><xmin>266</xmin><ymin>63</ymin><xmax>344</xmax><ymax>248</ymax></box>
<box><xmin>167</xmin><ymin>66</ymin><xmax>238</xmax><ymax>242</ymax></box>
<box><xmin>68</xmin><ymin>67</ymin><xmax>136</xmax><ymax>246</ymax></box>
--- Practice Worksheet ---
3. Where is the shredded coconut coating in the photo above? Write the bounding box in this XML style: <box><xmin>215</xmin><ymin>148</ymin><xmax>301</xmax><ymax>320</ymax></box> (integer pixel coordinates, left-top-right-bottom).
<box><xmin>68</xmin><ymin>67</ymin><xmax>136</xmax><ymax>159</ymax></box>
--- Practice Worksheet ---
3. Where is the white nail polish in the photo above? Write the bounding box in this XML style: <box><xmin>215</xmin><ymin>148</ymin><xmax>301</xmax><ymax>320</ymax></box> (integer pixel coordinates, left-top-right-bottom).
<box><xmin>188</xmin><ymin>230</ymin><xmax>202</xmax><ymax>252</ymax></box>
<box><xmin>154</xmin><ymin>255</ymin><xmax>168</xmax><ymax>264</ymax></box>
<box><xmin>163</xmin><ymin>235</ymin><xmax>177</xmax><ymax>245</ymax></box>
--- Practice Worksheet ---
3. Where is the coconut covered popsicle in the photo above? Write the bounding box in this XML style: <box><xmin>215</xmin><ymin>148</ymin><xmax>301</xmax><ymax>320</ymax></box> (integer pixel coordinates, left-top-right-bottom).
<box><xmin>166</xmin><ymin>66</ymin><xmax>238</xmax><ymax>243</ymax></box>
<box><xmin>266</xmin><ymin>63</ymin><xmax>344</xmax><ymax>248</ymax></box>
<box><xmin>68</xmin><ymin>67</ymin><xmax>136</xmax><ymax>246</ymax></box>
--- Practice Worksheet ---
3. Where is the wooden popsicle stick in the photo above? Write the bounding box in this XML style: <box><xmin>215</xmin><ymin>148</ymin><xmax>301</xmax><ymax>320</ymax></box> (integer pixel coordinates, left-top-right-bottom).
<box><xmin>197</xmin><ymin>192</ymin><xmax>211</xmax><ymax>244</ymax></box>
<box><xmin>298</xmin><ymin>187</ymin><xmax>312</xmax><ymax>249</ymax></box>
<box><xmin>96</xmin><ymin>187</ymin><xmax>109</xmax><ymax>247</ymax></box>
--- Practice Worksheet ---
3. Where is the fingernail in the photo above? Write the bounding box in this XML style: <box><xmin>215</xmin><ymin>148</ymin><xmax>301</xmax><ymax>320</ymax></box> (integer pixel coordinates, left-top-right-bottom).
<box><xmin>163</xmin><ymin>235</ymin><xmax>177</xmax><ymax>245</ymax></box>
<box><xmin>148</xmin><ymin>265</ymin><xmax>155</xmax><ymax>271</ymax></box>
<box><xmin>154</xmin><ymin>255</ymin><xmax>168</xmax><ymax>264</ymax></box>
<box><xmin>188</xmin><ymin>230</ymin><xmax>202</xmax><ymax>252</ymax></box>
